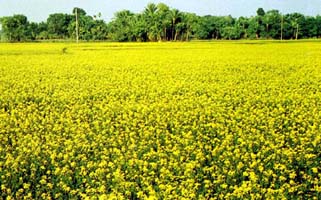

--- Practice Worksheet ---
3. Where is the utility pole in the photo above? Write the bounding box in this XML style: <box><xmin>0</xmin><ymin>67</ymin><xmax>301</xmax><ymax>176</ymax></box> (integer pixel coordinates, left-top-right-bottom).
<box><xmin>75</xmin><ymin>8</ymin><xmax>79</xmax><ymax>43</ymax></box>
<box><xmin>281</xmin><ymin>14</ymin><xmax>283</xmax><ymax>41</ymax></box>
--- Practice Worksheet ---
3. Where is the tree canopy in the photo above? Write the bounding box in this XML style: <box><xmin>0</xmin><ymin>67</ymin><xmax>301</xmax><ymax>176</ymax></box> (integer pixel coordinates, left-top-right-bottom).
<box><xmin>1</xmin><ymin>5</ymin><xmax>321</xmax><ymax>42</ymax></box>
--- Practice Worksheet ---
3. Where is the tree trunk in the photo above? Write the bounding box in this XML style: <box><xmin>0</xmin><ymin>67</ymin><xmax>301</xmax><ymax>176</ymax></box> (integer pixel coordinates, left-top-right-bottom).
<box><xmin>171</xmin><ymin>20</ymin><xmax>175</xmax><ymax>41</ymax></box>
<box><xmin>266</xmin><ymin>24</ymin><xmax>269</xmax><ymax>38</ymax></box>
<box><xmin>296</xmin><ymin>24</ymin><xmax>299</xmax><ymax>40</ymax></box>
<box><xmin>174</xmin><ymin>31</ymin><xmax>178</xmax><ymax>41</ymax></box>
<box><xmin>243</xmin><ymin>25</ymin><xmax>247</xmax><ymax>39</ymax></box>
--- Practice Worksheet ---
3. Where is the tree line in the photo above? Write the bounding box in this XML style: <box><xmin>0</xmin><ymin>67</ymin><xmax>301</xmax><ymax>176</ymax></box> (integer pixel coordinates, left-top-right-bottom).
<box><xmin>1</xmin><ymin>3</ymin><xmax>321</xmax><ymax>42</ymax></box>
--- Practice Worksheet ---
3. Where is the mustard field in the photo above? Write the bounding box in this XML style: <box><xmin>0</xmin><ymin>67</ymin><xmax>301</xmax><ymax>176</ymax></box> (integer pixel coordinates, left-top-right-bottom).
<box><xmin>0</xmin><ymin>41</ymin><xmax>321</xmax><ymax>199</ymax></box>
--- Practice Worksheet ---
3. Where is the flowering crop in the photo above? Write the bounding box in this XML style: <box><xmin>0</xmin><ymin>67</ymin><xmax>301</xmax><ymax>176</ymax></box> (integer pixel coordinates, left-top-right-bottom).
<box><xmin>0</xmin><ymin>41</ymin><xmax>321</xmax><ymax>199</ymax></box>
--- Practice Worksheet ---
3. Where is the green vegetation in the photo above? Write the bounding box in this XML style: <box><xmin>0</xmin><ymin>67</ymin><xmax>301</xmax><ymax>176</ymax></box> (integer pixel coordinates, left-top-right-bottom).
<box><xmin>1</xmin><ymin>3</ymin><xmax>321</xmax><ymax>42</ymax></box>
<box><xmin>0</xmin><ymin>41</ymin><xmax>321</xmax><ymax>199</ymax></box>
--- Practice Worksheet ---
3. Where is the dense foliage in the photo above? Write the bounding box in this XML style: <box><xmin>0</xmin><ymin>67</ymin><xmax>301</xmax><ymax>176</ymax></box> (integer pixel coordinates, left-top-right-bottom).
<box><xmin>1</xmin><ymin>3</ymin><xmax>321</xmax><ymax>41</ymax></box>
<box><xmin>0</xmin><ymin>41</ymin><xmax>321</xmax><ymax>199</ymax></box>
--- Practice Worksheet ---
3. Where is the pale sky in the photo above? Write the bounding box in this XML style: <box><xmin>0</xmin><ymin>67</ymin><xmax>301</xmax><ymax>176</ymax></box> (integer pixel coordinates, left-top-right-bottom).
<box><xmin>0</xmin><ymin>0</ymin><xmax>320</xmax><ymax>22</ymax></box>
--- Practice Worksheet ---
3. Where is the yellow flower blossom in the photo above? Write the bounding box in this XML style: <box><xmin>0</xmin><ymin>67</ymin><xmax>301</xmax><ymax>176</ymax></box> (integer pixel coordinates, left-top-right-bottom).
<box><xmin>1</xmin><ymin>42</ymin><xmax>321</xmax><ymax>199</ymax></box>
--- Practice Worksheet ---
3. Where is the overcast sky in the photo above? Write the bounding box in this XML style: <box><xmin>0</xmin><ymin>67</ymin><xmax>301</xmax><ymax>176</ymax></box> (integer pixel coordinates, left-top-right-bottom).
<box><xmin>0</xmin><ymin>0</ymin><xmax>320</xmax><ymax>22</ymax></box>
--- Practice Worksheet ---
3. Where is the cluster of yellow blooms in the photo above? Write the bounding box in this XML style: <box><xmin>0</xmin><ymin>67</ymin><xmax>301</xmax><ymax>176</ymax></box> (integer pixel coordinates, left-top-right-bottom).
<box><xmin>0</xmin><ymin>41</ymin><xmax>320</xmax><ymax>199</ymax></box>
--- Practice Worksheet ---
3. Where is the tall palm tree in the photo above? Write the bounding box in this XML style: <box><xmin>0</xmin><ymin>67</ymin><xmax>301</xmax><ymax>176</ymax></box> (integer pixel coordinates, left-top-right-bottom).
<box><xmin>183</xmin><ymin>13</ymin><xmax>198</xmax><ymax>41</ymax></box>
<box><xmin>169</xmin><ymin>9</ymin><xmax>181</xmax><ymax>41</ymax></box>
<box><xmin>144</xmin><ymin>3</ymin><xmax>158</xmax><ymax>41</ymax></box>
<box><xmin>144</xmin><ymin>3</ymin><xmax>158</xmax><ymax>16</ymax></box>
<box><xmin>157</xmin><ymin>3</ymin><xmax>170</xmax><ymax>41</ymax></box>
<box><xmin>289</xmin><ymin>13</ymin><xmax>303</xmax><ymax>40</ymax></box>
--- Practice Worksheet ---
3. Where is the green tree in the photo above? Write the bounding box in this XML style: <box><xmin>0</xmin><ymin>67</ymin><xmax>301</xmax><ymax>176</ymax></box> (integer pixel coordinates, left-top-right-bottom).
<box><xmin>221</xmin><ymin>26</ymin><xmax>241</xmax><ymax>40</ymax></box>
<box><xmin>130</xmin><ymin>14</ymin><xmax>148</xmax><ymax>42</ymax></box>
<box><xmin>68</xmin><ymin>8</ymin><xmax>104</xmax><ymax>41</ymax></box>
<box><xmin>91</xmin><ymin>19</ymin><xmax>108</xmax><ymax>40</ymax></box>
<box><xmin>107</xmin><ymin>10</ymin><xmax>135</xmax><ymax>41</ymax></box>
<box><xmin>287</xmin><ymin>13</ymin><xmax>305</xmax><ymax>39</ymax></box>
<box><xmin>1</xmin><ymin>4</ymin><xmax>321</xmax><ymax>42</ymax></box>
<box><xmin>157</xmin><ymin>3</ymin><xmax>171</xmax><ymax>41</ymax></box>
<box><xmin>144</xmin><ymin>3</ymin><xmax>159</xmax><ymax>41</ymax></box>
<box><xmin>263</xmin><ymin>10</ymin><xmax>281</xmax><ymax>39</ymax></box>
<box><xmin>182</xmin><ymin>13</ymin><xmax>198</xmax><ymax>41</ymax></box>
<box><xmin>253</xmin><ymin>8</ymin><xmax>266</xmax><ymax>38</ymax></box>
<box><xmin>247</xmin><ymin>16</ymin><xmax>263</xmax><ymax>39</ymax></box>
<box><xmin>195</xmin><ymin>16</ymin><xmax>221</xmax><ymax>39</ymax></box>
<box><xmin>169</xmin><ymin>9</ymin><xmax>182</xmax><ymax>41</ymax></box>
<box><xmin>0</xmin><ymin>21</ymin><xmax>3</xmax><ymax>41</ymax></box>
<box><xmin>36</xmin><ymin>22</ymin><xmax>49</xmax><ymax>40</ymax></box>
<box><xmin>26</xmin><ymin>22</ymin><xmax>39</xmax><ymax>40</ymax></box>
<box><xmin>302</xmin><ymin>16</ymin><xmax>317</xmax><ymax>38</ymax></box>
<box><xmin>47</xmin><ymin>13</ymin><xmax>71</xmax><ymax>39</ymax></box>
<box><xmin>315</xmin><ymin>16</ymin><xmax>321</xmax><ymax>38</ymax></box>
<box><xmin>0</xmin><ymin>15</ymin><xmax>29</xmax><ymax>41</ymax></box>
<box><xmin>257</xmin><ymin>8</ymin><xmax>265</xmax><ymax>17</ymax></box>
<box><xmin>280</xmin><ymin>14</ymin><xmax>292</xmax><ymax>39</ymax></box>
<box><xmin>72</xmin><ymin>7</ymin><xmax>87</xmax><ymax>17</ymax></box>
<box><xmin>237</xmin><ymin>17</ymin><xmax>250</xmax><ymax>39</ymax></box>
